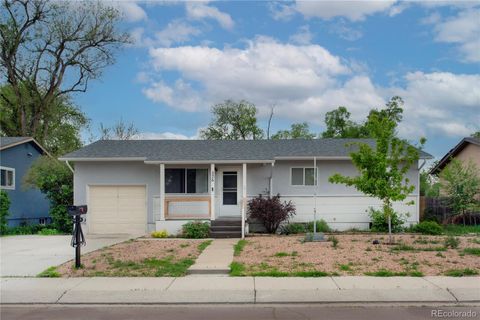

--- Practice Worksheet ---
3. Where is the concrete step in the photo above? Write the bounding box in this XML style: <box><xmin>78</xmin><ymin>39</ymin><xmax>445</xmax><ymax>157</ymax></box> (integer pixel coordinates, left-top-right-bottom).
<box><xmin>210</xmin><ymin>231</ymin><xmax>242</xmax><ymax>238</ymax></box>
<box><xmin>211</xmin><ymin>220</ymin><xmax>241</xmax><ymax>227</ymax></box>
<box><xmin>210</xmin><ymin>225</ymin><xmax>241</xmax><ymax>232</ymax></box>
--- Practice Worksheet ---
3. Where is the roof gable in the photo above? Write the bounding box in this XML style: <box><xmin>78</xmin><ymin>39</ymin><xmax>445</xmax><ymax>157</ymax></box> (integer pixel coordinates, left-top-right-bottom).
<box><xmin>0</xmin><ymin>136</ymin><xmax>50</xmax><ymax>156</ymax></box>
<box><xmin>429</xmin><ymin>137</ymin><xmax>480</xmax><ymax>175</ymax></box>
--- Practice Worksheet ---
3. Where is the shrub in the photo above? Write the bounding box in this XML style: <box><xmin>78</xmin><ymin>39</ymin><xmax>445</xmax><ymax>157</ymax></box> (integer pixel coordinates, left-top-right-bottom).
<box><xmin>151</xmin><ymin>230</ymin><xmax>169</xmax><ymax>238</ymax></box>
<box><xmin>444</xmin><ymin>236</ymin><xmax>460</xmax><ymax>249</ymax></box>
<box><xmin>182</xmin><ymin>221</ymin><xmax>210</xmax><ymax>239</ymax></box>
<box><xmin>306</xmin><ymin>219</ymin><xmax>331</xmax><ymax>233</ymax></box>
<box><xmin>463</xmin><ymin>248</ymin><xmax>480</xmax><ymax>256</ymax></box>
<box><xmin>23</xmin><ymin>157</ymin><xmax>73</xmax><ymax>233</ymax></box>
<box><xmin>368</xmin><ymin>208</ymin><xmax>406</xmax><ymax>233</ymax></box>
<box><xmin>248</xmin><ymin>194</ymin><xmax>295</xmax><ymax>234</ymax></box>
<box><xmin>411</xmin><ymin>221</ymin><xmax>443</xmax><ymax>235</ymax></box>
<box><xmin>328</xmin><ymin>235</ymin><xmax>339</xmax><ymax>249</ymax></box>
<box><xmin>280</xmin><ymin>223</ymin><xmax>305</xmax><ymax>235</ymax></box>
<box><xmin>0</xmin><ymin>191</ymin><xmax>10</xmax><ymax>234</ymax></box>
<box><xmin>444</xmin><ymin>268</ymin><xmax>478</xmax><ymax>277</ymax></box>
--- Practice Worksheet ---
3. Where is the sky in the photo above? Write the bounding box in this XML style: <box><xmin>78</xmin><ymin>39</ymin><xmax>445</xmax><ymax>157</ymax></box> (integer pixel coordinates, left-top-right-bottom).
<box><xmin>74</xmin><ymin>0</ymin><xmax>480</xmax><ymax>161</ymax></box>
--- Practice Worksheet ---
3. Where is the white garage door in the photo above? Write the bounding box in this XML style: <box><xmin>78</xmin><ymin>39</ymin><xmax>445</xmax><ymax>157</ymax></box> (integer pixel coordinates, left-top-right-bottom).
<box><xmin>88</xmin><ymin>185</ymin><xmax>146</xmax><ymax>235</ymax></box>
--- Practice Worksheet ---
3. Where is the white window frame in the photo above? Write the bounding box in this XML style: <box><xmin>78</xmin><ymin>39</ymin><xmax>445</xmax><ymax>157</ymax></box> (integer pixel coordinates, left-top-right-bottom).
<box><xmin>165</xmin><ymin>168</ymin><xmax>209</xmax><ymax>195</ymax></box>
<box><xmin>0</xmin><ymin>166</ymin><xmax>15</xmax><ymax>190</ymax></box>
<box><xmin>290</xmin><ymin>167</ymin><xmax>318</xmax><ymax>187</ymax></box>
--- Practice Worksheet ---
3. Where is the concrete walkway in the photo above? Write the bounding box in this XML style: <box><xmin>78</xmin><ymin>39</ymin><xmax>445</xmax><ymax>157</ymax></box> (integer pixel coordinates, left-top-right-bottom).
<box><xmin>1</xmin><ymin>276</ymin><xmax>479</xmax><ymax>304</ymax></box>
<box><xmin>188</xmin><ymin>239</ymin><xmax>238</xmax><ymax>274</ymax></box>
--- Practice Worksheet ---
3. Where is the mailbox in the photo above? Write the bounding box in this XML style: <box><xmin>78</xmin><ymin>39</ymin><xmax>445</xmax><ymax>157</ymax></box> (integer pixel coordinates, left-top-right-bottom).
<box><xmin>68</xmin><ymin>205</ymin><xmax>87</xmax><ymax>216</ymax></box>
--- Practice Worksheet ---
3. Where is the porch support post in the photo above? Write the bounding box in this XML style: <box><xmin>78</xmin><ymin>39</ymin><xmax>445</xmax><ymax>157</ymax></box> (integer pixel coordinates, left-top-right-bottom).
<box><xmin>210</xmin><ymin>163</ymin><xmax>215</xmax><ymax>220</ymax></box>
<box><xmin>242</xmin><ymin>163</ymin><xmax>247</xmax><ymax>239</ymax></box>
<box><xmin>269</xmin><ymin>162</ymin><xmax>274</xmax><ymax>197</ymax></box>
<box><xmin>160</xmin><ymin>163</ymin><xmax>165</xmax><ymax>221</ymax></box>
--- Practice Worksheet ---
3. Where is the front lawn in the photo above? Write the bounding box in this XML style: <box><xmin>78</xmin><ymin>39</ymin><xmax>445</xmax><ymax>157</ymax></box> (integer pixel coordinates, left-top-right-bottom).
<box><xmin>55</xmin><ymin>239</ymin><xmax>211</xmax><ymax>277</ymax></box>
<box><xmin>231</xmin><ymin>234</ymin><xmax>480</xmax><ymax>277</ymax></box>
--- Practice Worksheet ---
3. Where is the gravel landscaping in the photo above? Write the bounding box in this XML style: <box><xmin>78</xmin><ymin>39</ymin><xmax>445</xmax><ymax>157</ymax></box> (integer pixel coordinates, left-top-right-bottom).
<box><xmin>232</xmin><ymin>234</ymin><xmax>480</xmax><ymax>276</ymax></box>
<box><xmin>56</xmin><ymin>239</ymin><xmax>211</xmax><ymax>277</ymax></box>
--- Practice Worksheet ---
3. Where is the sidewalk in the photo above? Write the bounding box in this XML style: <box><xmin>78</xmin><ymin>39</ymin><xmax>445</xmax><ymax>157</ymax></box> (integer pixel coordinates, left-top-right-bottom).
<box><xmin>188</xmin><ymin>239</ymin><xmax>237</xmax><ymax>274</ymax></box>
<box><xmin>1</xmin><ymin>276</ymin><xmax>479</xmax><ymax>304</ymax></box>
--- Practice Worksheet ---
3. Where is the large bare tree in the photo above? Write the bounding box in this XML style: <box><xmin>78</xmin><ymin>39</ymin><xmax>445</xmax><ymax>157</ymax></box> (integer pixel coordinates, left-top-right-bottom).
<box><xmin>0</xmin><ymin>0</ymin><xmax>130</xmax><ymax>143</ymax></box>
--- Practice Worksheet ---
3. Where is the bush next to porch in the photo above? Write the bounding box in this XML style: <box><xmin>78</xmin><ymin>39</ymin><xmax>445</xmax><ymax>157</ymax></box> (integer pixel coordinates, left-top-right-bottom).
<box><xmin>182</xmin><ymin>221</ymin><xmax>210</xmax><ymax>238</ymax></box>
<box><xmin>248</xmin><ymin>194</ymin><xmax>296</xmax><ymax>234</ymax></box>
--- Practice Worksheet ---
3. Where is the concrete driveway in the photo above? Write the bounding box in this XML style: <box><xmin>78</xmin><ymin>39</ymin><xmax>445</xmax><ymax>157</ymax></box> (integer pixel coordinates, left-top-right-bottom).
<box><xmin>0</xmin><ymin>234</ymin><xmax>134</xmax><ymax>277</ymax></box>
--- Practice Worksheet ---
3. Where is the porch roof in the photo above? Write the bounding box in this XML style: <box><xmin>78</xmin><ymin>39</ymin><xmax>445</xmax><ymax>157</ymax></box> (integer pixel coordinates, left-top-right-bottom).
<box><xmin>59</xmin><ymin>139</ymin><xmax>433</xmax><ymax>162</ymax></box>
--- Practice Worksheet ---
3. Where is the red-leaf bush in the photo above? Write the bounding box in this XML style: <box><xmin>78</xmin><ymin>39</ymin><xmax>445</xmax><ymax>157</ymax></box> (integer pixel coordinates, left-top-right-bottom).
<box><xmin>248</xmin><ymin>194</ymin><xmax>296</xmax><ymax>234</ymax></box>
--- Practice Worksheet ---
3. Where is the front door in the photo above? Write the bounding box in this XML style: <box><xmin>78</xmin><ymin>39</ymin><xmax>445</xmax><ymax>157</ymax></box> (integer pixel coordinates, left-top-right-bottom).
<box><xmin>216</xmin><ymin>168</ymin><xmax>241</xmax><ymax>217</ymax></box>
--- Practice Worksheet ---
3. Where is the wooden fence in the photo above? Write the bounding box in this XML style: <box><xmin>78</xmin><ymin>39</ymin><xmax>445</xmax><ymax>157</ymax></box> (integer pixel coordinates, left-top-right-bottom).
<box><xmin>421</xmin><ymin>196</ymin><xmax>479</xmax><ymax>224</ymax></box>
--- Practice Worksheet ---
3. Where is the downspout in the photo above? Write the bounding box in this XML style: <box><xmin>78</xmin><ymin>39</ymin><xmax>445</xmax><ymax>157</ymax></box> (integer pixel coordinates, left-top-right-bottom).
<box><xmin>65</xmin><ymin>160</ymin><xmax>74</xmax><ymax>173</ymax></box>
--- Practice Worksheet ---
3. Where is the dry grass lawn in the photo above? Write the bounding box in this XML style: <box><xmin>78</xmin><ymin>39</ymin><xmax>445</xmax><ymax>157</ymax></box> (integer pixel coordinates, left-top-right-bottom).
<box><xmin>57</xmin><ymin>239</ymin><xmax>211</xmax><ymax>277</ymax></box>
<box><xmin>232</xmin><ymin>234</ymin><xmax>480</xmax><ymax>277</ymax></box>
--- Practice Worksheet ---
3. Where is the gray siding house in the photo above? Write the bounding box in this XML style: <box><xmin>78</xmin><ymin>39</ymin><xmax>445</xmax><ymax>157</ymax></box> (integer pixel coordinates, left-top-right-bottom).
<box><xmin>0</xmin><ymin>137</ymin><xmax>51</xmax><ymax>226</ymax></box>
<box><xmin>60</xmin><ymin>139</ymin><xmax>432</xmax><ymax>237</ymax></box>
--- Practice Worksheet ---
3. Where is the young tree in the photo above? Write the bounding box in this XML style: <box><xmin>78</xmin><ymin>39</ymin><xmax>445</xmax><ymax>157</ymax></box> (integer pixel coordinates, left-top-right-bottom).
<box><xmin>23</xmin><ymin>156</ymin><xmax>73</xmax><ymax>233</ymax></box>
<box><xmin>420</xmin><ymin>171</ymin><xmax>440</xmax><ymax>197</ymax></box>
<box><xmin>0</xmin><ymin>0</ymin><xmax>129</xmax><ymax>145</ymax></box>
<box><xmin>200</xmin><ymin>100</ymin><xmax>264</xmax><ymax>140</ymax></box>
<box><xmin>329</xmin><ymin>97</ymin><xmax>424</xmax><ymax>243</ymax></box>
<box><xmin>271</xmin><ymin>122</ymin><xmax>316</xmax><ymax>139</ymax></box>
<box><xmin>440</xmin><ymin>159</ymin><xmax>480</xmax><ymax>225</ymax></box>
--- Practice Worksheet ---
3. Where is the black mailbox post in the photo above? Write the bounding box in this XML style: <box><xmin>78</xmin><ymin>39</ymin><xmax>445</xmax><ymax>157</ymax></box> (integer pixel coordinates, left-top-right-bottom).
<box><xmin>68</xmin><ymin>205</ymin><xmax>87</xmax><ymax>268</ymax></box>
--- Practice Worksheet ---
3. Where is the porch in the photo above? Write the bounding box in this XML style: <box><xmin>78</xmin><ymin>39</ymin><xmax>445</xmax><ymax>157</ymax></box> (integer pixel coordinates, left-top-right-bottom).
<box><xmin>151</xmin><ymin>161</ymin><xmax>275</xmax><ymax>238</ymax></box>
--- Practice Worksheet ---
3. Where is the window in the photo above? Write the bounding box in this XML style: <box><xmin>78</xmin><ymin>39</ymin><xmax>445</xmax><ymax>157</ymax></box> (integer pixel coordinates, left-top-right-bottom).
<box><xmin>0</xmin><ymin>167</ymin><xmax>15</xmax><ymax>189</ymax></box>
<box><xmin>165</xmin><ymin>168</ymin><xmax>208</xmax><ymax>194</ymax></box>
<box><xmin>291</xmin><ymin>167</ymin><xmax>317</xmax><ymax>186</ymax></box>
<box><xmin>223</xmin><ymin>171</ymin><xmax>237</xmax><ymax>205</ymax></box>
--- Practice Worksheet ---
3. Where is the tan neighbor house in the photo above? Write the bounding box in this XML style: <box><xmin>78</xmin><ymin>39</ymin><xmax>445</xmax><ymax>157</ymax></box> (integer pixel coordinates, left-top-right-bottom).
<box><xmin>430</xmin><ymin>137</ymin><xmax>480</xmax><ymax>196</ymax></box>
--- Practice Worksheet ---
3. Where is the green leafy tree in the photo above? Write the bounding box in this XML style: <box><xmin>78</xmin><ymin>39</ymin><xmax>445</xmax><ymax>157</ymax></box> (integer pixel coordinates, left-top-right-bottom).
<box><xmin>23</xmin><ymin>157</ymin><xmax>73</xmax><ymax>233</ymax></box>
<box><xmin>0</xmin><ymin>0</ymin><xmax>129</xmax><ymax>147</ymax></box>
<box><xmin>471</xmin><ymin>131</ymin><xmax>480</xmax><ymax>139</ymax></box>
<box><xmin>0</xmin><ymin>84</ymin><xmax>88</xmax><ymax>155</ymax></box>
<box><xmin>329</xmin><ymin>97</ymin><xmax>425</xmax><ymax>243</ymax></box>
<box><xmin>321</xmin><ymin>97</ymin><xmax>405</xmax><ymax>139</ymax></box>
<box><xmin>0</xmin><ymin>190</ymin><xmax>10</xmax><ymax>234</ymax></box>
<box><xmin>420</xmin><ymin>171</ymin><xmax>440</xmax><ymax>197</ymax></box>
<box><xmin>440</xmin><ymin>159</ymin><xmax>480</xmax><ymax>225</ymax></box>
<box><xmin>321</xmin><ymin>106</ymin><xmax>367</xmax><ymax>138</ymax></box>
<box><xmin>271</xmin><ymin>122</ymin><xmax>316</xmax><ymax>139</ymax></box>
<box><xmin>200</xmin><ymin>100</ymin><xmax>264</xmax><ymax>140</ymax></box>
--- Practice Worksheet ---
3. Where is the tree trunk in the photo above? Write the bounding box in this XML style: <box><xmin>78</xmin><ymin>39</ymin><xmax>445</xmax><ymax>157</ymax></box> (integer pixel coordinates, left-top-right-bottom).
<box><xmin>388</xmin><ymin>215</ymin><xmax>393</xmax><ymax>244</ymax></box>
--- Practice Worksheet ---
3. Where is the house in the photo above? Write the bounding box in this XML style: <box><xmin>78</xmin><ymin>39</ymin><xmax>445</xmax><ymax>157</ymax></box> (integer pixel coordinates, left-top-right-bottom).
<box><xmin>430</xmin><ymin>137</ymin><xmax>480</xmax><ymax>176</ymax></box>
<box><xmin>0</xmin><ymin>137</ymin><xmax>51</xmax><ymax>227</ymax></box>
<box><xmin>59</xmin><ymin>139</ymin><xmax>432</xmax><ymax>238</ymax></box>
<box><xmin>429</xmin><ymin>136</ymin><xmax>480</xmax><ymax>197</ymax></box>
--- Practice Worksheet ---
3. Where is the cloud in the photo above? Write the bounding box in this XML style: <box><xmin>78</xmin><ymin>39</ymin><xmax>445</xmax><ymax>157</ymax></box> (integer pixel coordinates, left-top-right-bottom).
<box><xmin>429</xmin><ymin>8</ymin><xmax>480</xmax><ymax>62</ymax></box>
<box><xmin>289</xmin><ymin>25</ymin><xmax>313</xmax><ymax>45</ymax></box>
<box><xmin>142</xmin><ymin>37</ymin><xmax>479</xmax><ymax>141</ymax></box>
<box><xmin>388</xmin><ymin>71</ymin><xmax>480</xmax><ymax>138</ymax></box>
<box><xmin>294</xmin><ymin>1</ymin><xmax>397</xmax><ymax>21</ymax></box>
<box><xmin>186</xmin><ymin>2</ymin><xmax>234</xmax><ymax>30</ymax></box>
<box><xmin>131</xmin><ymin>21</ymin><xmax>201</xmax><ymax>48</ymax></box>
<box><xmin>112</xmin><ymin>1</ymin><xmax>147</xmax><ymax>22</ymax></box>
<box><xmin>329</xmin><ymin>20</ymin><xmax>363</xmax><ymax>41</ymax></box>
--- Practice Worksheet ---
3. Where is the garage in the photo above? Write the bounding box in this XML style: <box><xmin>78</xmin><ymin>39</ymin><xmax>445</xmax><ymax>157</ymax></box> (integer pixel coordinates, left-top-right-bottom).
<box><xmin>88</xmin><ymin>185</ymin><xmax>147</xmax><ymax>235</ymax></box>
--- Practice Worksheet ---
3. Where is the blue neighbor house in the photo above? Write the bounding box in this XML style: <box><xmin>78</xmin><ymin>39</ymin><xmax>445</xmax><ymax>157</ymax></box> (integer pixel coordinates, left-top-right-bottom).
<box><xmin>0</xmin><ymin>137</ymin><xmax>51</xmax><ymax>227</ymax></box>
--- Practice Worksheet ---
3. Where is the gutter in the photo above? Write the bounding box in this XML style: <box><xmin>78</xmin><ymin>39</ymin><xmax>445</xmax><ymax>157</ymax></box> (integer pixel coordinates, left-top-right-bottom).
<box><xmin>65</xmin><ymin>160</ymin><xmax>74</xmax><ymax>173</ymax></box>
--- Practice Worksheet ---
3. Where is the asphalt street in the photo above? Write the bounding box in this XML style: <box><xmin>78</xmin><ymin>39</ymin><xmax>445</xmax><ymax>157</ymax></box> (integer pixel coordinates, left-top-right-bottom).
<box><xmin>2</xmin><ymin>304</ymin><xmax>479</xmax><ymax>320</ymax></box>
